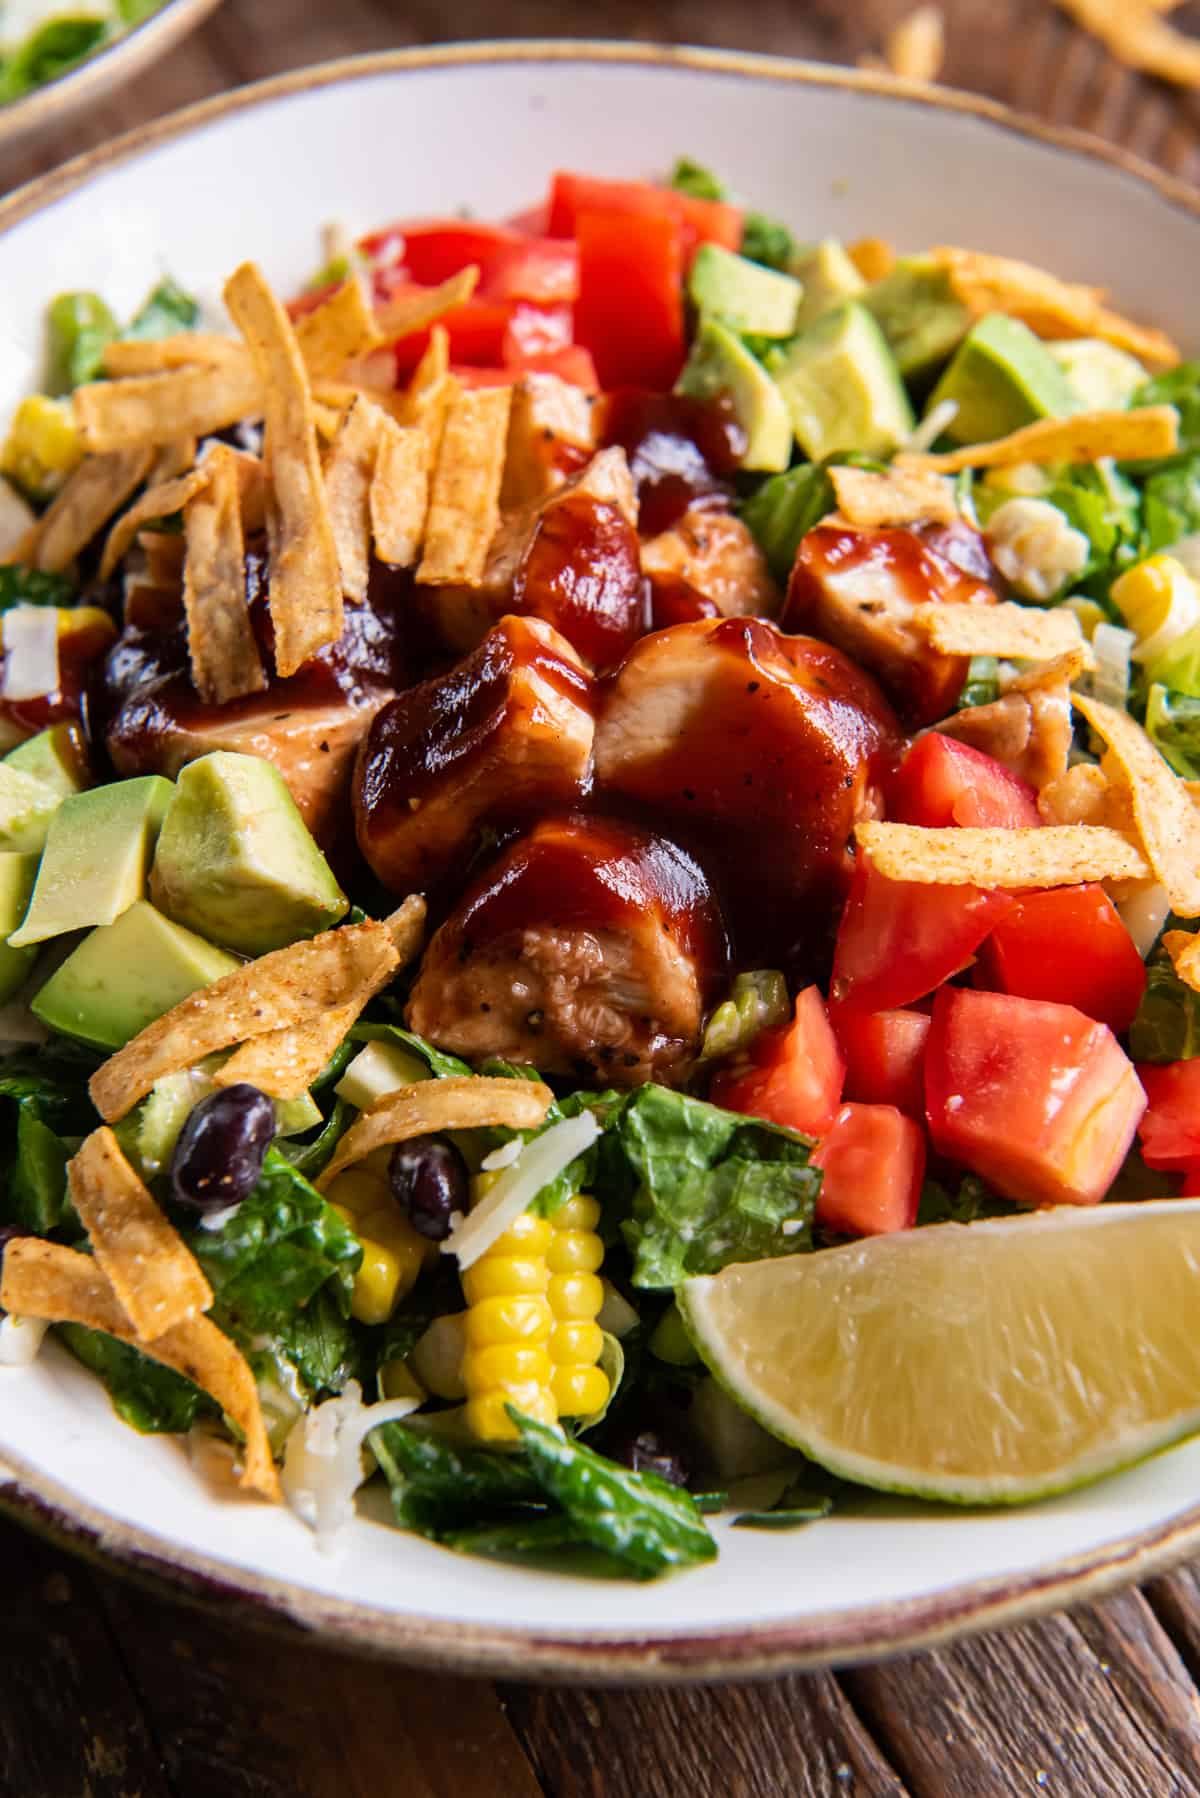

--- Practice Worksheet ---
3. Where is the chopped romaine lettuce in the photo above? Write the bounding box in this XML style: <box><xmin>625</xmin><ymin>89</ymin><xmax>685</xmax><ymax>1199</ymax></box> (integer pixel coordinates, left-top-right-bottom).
<box><xmin>956</xmin><ymin>655</ymin><xmax>1001</xmax><ymax>710</ymax></box>
<box><xmin>371</xmin><ymin>1419</ymin><xmax>545</xmax><ymax>1533</ymax></box>
<box><xmin>740</xmin><ymin>462</ymin><xmax>833</xmax><ymax>583</ymax></box>
<box><xmin>0</xmin><ymin>16</ymin><xmax>108</xmax><ymax>103</ymax></box>
<box><xmin>1129</xmin><ymin>953</ymin><xmax>1200</xmax><ymax>1062</ymax></box>
<box><xmin>1137</xmin><ymin>362</ymin><xmax>1200</xmax><ymax>455</ymax></box>
<box><xmin>124</xmin><ymin>276</ymin><xmax>200</xmax><ymax>341</ymax></box>
<box><xmin>1142</xmin><ymin>453</ymin><xmax>1200</xmax><ymax>556</ymax></box>
<box><xmin>1145</xmin><ymin>683</ymin><xmax>1200</xmax><ymax>777</ymax></box>
<box><xmin>669</xmin><ymin>156</ymin><xmax>727</xmax><ymax>202</ymax></box>
<box><xmin>58</xmin><ymin>1322</ymin><xmax>210</xmax><ymax>1434</ymax></box>
<box><xmin>0</xmin><ymin>566</ymin><xmax>75</xmax><ymax>611</ymax></box>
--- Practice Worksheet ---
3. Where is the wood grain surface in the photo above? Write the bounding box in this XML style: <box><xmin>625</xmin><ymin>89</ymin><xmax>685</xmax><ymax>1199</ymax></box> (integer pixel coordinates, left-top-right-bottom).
<box><xmin>5</xmin><ymin>3</ymin><xmax>1200</xmax><ymax>1795</ymax></box>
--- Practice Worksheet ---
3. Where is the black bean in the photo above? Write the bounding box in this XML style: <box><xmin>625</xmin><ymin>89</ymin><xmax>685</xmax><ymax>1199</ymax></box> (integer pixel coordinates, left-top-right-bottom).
<box><xmin>389</xmin><ymin>1136</ymin><xmax>468</xmax><ymax>1242</ymax></box>
<box><xmin>170</xmin><ymin>1084</ymin><xmax>276</xmax><ymax>1214</ymax></box>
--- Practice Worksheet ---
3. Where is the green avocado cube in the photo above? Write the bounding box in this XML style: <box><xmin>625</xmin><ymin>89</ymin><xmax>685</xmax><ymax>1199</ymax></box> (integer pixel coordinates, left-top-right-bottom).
<box><xmin>862</xmin><ymin>255</ymin><xmax>973</xmax><ymax>380</ymax></box>
<box><xmin>5</xmin><ymin>722</ymin><xmax>90</xmax><ymax>798</ymax></box>
<box><xmin>31</xmin><ymin>899</ymin><xmax>239</xmax><ymax>1050</ymax></box>
<box><xmin>790</xmin><ymin>239</ymin><xmax>866</xmax><ymax>329</ymax></box>
<box><xmin>676</xmin><ymin>319</ymin><xmax>793</xmax><ymax>472</ymax></box>
<box><xmin>771</xmin><ymin>302</ymin><xmax>914</xmax><ymax>461</ymax></box>
<box><xmin>0</xmin><ymin>851</ymin><xmax>39</xmax><ymax>1003</ymax></box>
<box><xmin>149</xmin><ymin>751</ymin><xmax>348</xmax><ymax>956</ymax></box>
<box><xmin>10</xmin><ymin>774</ymin><xmax>173</xmax><ymax>948</ymax></box>
<box><xmin>688</xmin><ymin>243</ymin><xmax>802</xmax><ymax>339</ymax></box>
<box><xmin>0</xmin><ymin>763</ymin><xmax>64</xmax><ymax>853</ymax></box>
<box><xmin>929</xmin><ymin>313</ymin><xmax>1078</xmax><ymax>445</ymax></box>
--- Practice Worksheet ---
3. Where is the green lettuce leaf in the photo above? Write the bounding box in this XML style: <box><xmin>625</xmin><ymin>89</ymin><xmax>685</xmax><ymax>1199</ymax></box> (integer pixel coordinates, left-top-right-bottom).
<box><xmin>615</xmin><ymin>1085</ymin><xmax>819</xmax><ymax>1289</ymax></box>
<box><xmin>1142</xmin><ymin>453</ymin><xmax>1200</xmax><ymax>554</ymax></box>
<box><xmin>124</xmin><ymin>277</ymin><xmax>200</xmax><ymax>342</ymax></box>
<box><xmin>740</xmin><ymin>463</ymin><xmax>834</xmax><ymax>583</ymax></box>
<box><xmin>1130</xmin><ymin>955</ymin><xmax>1200</xmax><ymax>1062</ymax></box>
<box><xmin>0</xmin><ymin>16</ymin><xmax>108</xmax><ymax>101</ymax></box>
<box><xmin>1137</xmin><ymin>364</ymin><xmax>1200</xmax><ymax>456</ymax></box>
<box><xmin>371</xmin><ymin>1420</ymin><xmax>546</xmax><ymax>1534</ymax></box>
<box><xmin>0</xmin><ymin>566</ymin><xmax>76</xmax><ymax>611</ymax></box>
<box><xmin>57</xmin><ymin>1323</ymin><xmax>209</xmax><ymax>1434</ymax></box>
<box><xmin>669</xmin><ymin>157</ymin><xmax>727</xmax><ymax>201</ymax></box>
<box><xmin>1145</xmin><ymin>684</ymin><xmax>1200</xmax><ymax>777</ymax></box>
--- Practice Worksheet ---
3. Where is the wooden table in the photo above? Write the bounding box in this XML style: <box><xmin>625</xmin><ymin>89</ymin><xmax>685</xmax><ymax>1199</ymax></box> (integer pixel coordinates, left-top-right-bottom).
<box><xmin>6</xmin><ymin>3</ymin><xmax>1200</xmax><ymax>1792</ymax></box>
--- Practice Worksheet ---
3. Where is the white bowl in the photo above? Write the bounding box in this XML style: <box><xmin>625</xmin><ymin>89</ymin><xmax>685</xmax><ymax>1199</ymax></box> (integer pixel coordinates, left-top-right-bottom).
<box><xmin>3</xmin><ymin>43</ymin><xmax>1200</xmax><ymax>1682</ymax></box>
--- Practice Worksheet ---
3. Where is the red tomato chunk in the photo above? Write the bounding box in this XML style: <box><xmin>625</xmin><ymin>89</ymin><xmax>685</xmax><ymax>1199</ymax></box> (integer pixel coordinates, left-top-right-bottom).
<box><xmin>812</xmin><ymin>1103</ymin><xmax>926</xmax><ymax>1237</ymax></box>
<box><xmin>926</xmin><ymin>988</ymin><xmax>1146</xmax><ymax>1207</ymax></box>
<box><xmin>710</xmin><ymin>986</ymin><xmax>844</xmax><ymax>1137</ymax></box>
<box><xmin>1136</xmin><ymin>1061</ymin><xmax>1200</xmax><ymax>1171</ymax></box>
<box><xmin>888</xmin><ymin>733</ymin><xmax>1041</xmax><ymax>829</ymax></box>
<box><xmin>836</xmin><ymin>1008</ymin><xmax>931</xmax><ymax>1117</ymax></box>
<box><xmin>830</xmin><ymin>858</ymin><xmax>1013</xmax><ymax>1015</ymax></box>
<box><xmin>976</xmin><ymin>885</ymin><xmax>1146</xmax><ymax>1035</ymax></box>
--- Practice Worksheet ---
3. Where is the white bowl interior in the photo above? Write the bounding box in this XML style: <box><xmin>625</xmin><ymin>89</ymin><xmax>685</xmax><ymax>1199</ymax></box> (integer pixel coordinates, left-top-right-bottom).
<box><xmin>2</xmin><ymin>50</ymin><xmax>1199</xmax><ymax>1663</ymax></box>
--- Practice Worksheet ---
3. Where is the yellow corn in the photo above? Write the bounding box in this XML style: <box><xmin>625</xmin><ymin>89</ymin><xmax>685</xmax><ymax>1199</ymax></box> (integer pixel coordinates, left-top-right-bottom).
<box><xmin>325</xmin><ymin>1168</ymin><xmax>428</xmax><ymax>1325</ymax></box>
<box><xmin>461</xmin><ymin>1209</ymin><xmax>557</xmax><ymax>1440</ymax></box>
<box><xmin>0</xmin><ymin>396</ymin><xmax>82</xmax><ymax>501</ymax></box>
<box><xmin>1112</xmin><ymin>554</ymin><xmax>1200</xmax><ymax>662</ymax></box>
<box><xmin>547</xmin><ymin>1196</ymin><xmax>610</xmax><ymax>1420</ymax></box>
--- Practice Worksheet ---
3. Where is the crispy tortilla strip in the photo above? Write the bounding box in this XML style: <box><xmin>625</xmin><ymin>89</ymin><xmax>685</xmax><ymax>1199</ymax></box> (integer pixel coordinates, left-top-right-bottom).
<box><xmin>31</xmin><ymin>447</ymin><xmax>155</xmax><ymax>573</ymax></box>
<box><xmin>319</xmin><ymin>1076</ymin><xmax>553</xmax><ymax>1190</ymax></box>
<box><xmin>149</xmin><ymin>437</ymin><xmax>199</xmax><ymax>484</ymax></box>
<box><xmin>1074</xmin><ymin>691</ymin><xmax>1200</xmax><ymax>916</ymax></box>
<box><xmin>74</xmin><ymin>361</ymin><xmax>264</xmax><ymax>452</ymax></box>
<box><xmin>915</xmin><ymin>599</ymin><xmax>1093</xmax><ymax>665</ymax></box>
<box><xmin>847</xmin><ymin>238</ymin><xmax>896</xmax><ymax>282</ymax></box>
<box><xmin>376</xmin><ymin>266</ymin><xmax>480</xmax><ymax>342</ymax></box>
<box><xmin>102</xmin><ymin>335</ymin><xmax>249</xmax><ymax>376</ymax></box>
<box><xmin>884</xmin><ymin>4</ymin><xmax>945</xmax><ymax>81</ymax></box>
<box><xmin>216</xmin><ymin>899</ymin><xmax>427</xmax><ymax>1101</ymax></box>
<box><xmin>67</xmin><ymin>1126</ymin><xmax>213</xmax><ymax>1341</ymax></box>
<box><xmin>1037</xmin><ymin>761</ymin><xmax>1111</xmax><ymax>826</ymax></box>
<box><xmin>397</xmin><ymin>326</ymin><xmax>458</xmax><ymax>475</ymax></box>
<box><xmin>1057</xmin><ymin>0</ymin><xmax>1200</xmax><ymax>99</ymax></box>
<box><xmin>293</xmin><ymin>278</ymin><xmax>384</xmax><ymax>381</ymax></box>
<box><xmin>417</xmin><ymin>385</ymin><xmax>513</xmax><ymax>587</ymax></box>
<box><xmin>183</xmin><ymin>444</ymin><xmax>267</xmax><ymax>704</ymax></box>
<box><xmin>324</xmin><ymin>395</ymin><xmax>387</xmax><ymax>602</ymax></box>
<box><xmin>831</xmin><ymin>463</ymin><xmax>957</xmax><ymax>528</ymax></box>
<box><xmin>370</xmin><ymin>419</ymin><xmax>429</xmax><ymax>567</ymax></box>
<box><xmin>224</xmin><ymin>261</ymin><xmax>343</xmax><ymax>677</ymax></box>
<box><xmin>855</xmin><ymin>819</ymin><xmax>1149</xmax><ymax>886</ymax></box>
<box><xmin>931</xmin><ymin>243</ymin><xmax>1180</xmax><ymax>368</ymax></box>
<box><xmin>99</xmin><ymin>463</ymin><xmax>213</xmax><ymax>579</ymax></box>
<box><xmin>1003</xmin><ymin>647</ymin><xmax>1092</xmax><ymax>692</ymax></box>
<box><xmin>0</xmin><ymin>1238</ymin><xmax>278</xmax><ymax>1500</ymax></box>
<box><xmin>90</xmin><ymin>919</ymin><xmax>400</xmax><ymax>1122</ymax></box>
<box><xmin>1164</xmin><ymin>929</ymin><xmax>1200</xmax><ymax>994</ymax></box>
<box><xmin>900</xmin><ymin>405</ymin><xmax>1179</xmax><ymax>475</ymax></box>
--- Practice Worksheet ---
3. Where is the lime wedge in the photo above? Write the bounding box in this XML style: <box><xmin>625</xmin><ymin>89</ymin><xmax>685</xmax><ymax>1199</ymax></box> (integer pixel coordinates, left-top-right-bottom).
<box><xmin>677</xmin><ymin>1203</ymin><xmax>1200</xmax><ymax>1505</ymax></box>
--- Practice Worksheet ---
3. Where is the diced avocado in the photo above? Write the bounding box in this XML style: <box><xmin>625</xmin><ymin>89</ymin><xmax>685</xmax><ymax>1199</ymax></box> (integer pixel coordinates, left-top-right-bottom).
<box><xmin>929</xmin><ymin>313</ymin><xmax>1077</xmax><ymax>446</ymax></box>
<box><xmin>0</xmin><ymin>395</ymin><xmax>82</xmax><ymax>502</ymax></box>
<box><xmin>335</xmin><ymin>1040</ymin><xmax>430</xmax><ymax>1110</ymax></box>
<box><xmin>31</xmin><ymin>899</ymin><xmax>238</xmax><ymax>1051</ymax></box>
<box><xmin>676</xmin><ymin>319</ymin><xmax>793</xmax><ymax>473</ymax></box>
<box><xmin>790</xmin><ymin>238</ymin><xmax>866</xmax><ymax>328</ymax></box>
<box><xmin>771</xmin><ymin>302</ymin><xmax>914</xmax><ymax>461</ymax></box>
<box><xmin>0</xmin><ymin>851</ymin><xmax>39</xmax><ymax>1003</ymax></box>
<box><xmin>10</xmin><ymin>774</ymin><xmax>172</xmax><ymax>948</ymax></box>
<box><xmin>0</xmin><ymin>763</ymin><xmax>63</xmax><ymax>852</ymax></box>
<box><xmin>5</xmin><ymin>723</ymin><xmax>90</xmax><ymax>798</ymax></box>
<box><xmin>1048</xmin><ymin>337</ymin><xmax>1149</xmax><ymax>413</ymax></box>
<box><xmin>150</xmin><ymin>752</ymin><xmax>348</xmax><ymax>956</ymax></box>
<box><xmin>688</xmin><ymin>243</ymin><xmax>801</xmax><ymax>339</ymax></box>
<box><xmin>862</xmin><ymin>255</ymin><xmax>973</xmax><ymax>380</ymax></box>
<box><xmin>688</xmin><ymin>1376</ymin><xmax>796</xmax><ymax>1480</ymax></box>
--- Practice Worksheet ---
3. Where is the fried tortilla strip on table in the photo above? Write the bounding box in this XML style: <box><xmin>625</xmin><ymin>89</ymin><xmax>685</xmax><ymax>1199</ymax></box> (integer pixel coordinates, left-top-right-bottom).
<box><xmin>417</xmin><ymin>385</ymin><xmax>514</xmax><ymax>587</ymax></box>
<box><xmin>74</xmin><ymin>361</ymin><xmax>264</xmax><ymax>451</ymax></box>
<box><xmin>855</xmin><ymin>819</ymin><xmax>1149</xmax><ymax>886</ymax></box>
<box><xmin>182</xmin><ymin>443</ymin><xmax>267</xmax><ymax>704</ymax></box>
<box><xmin>900</xmin><ymin>406</ymin><xmax>1179</xmax><ymax>474</ymax></box>
<box><xmin>90</xmin><ymin>918</ymin><xmax>400</xmax><ymax>1121</ymax></box>
<box><xmin>67</xmin><ymin>1125</ymin><xmax>213</xmax><ymax>1341</ymax></box>
<box><xmin>224</xmin><ymin>260</ymin><xmax>343</xmax><ymax>677</ymax></box>
<box><xmin>30</xmin><ymin>447</ymin><xmax>155</xmax><ymax>573</ymax></box>
<box><xmin>831</xmin><ymin>463</ymin><xmax>957</xmax><ymax>528</ymax></box>
<box><xmin>915</xmin><ymin>599</ymin><xmax>1093</xmax><ymax>665</ymax></box>
<box><xmin>324</xmin><ymin>395</ymin><xmax>389</xmax><ymax>602</ymax></box>
<box><xmin>99</xmin><ymin>462</ymin><xmax>214</xmax><ymax>580</ymax></box>
<box><xmin>0</xmin><ymin>1238</ymin><xmax>279</xmax><ymax>1500</ymax></box>
<box><xmin>319</xmin><ymin>1075</ymin><xmax>553</xmax><ymax>1189</ymax></box>
<box><xmin>1074</xmin><ymin>691</ymin><xmax>1200</xmax><ymax>917</ymax></box>
<box><xmin>216</xmin><ymin>897</ymin><xmax>426</xmax><ymax>1101</ymax></box>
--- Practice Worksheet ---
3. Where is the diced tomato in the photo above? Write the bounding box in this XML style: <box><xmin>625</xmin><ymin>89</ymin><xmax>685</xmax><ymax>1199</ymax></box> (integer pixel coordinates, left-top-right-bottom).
<box><xmin>926</xmin><ymin>988</ymin><xmax>1147</xmax><ymax>1207</ymax></box>
<box><xmin>1182</xmin><ymin>1162</ymin><xmax>1200</xmax><ymax>1194</ymax></box>
<box><xmin>546</xmin><ymin>172</ymin><xmax>741</xmax><ymax>262</ymax></box>
<box><xmin>502</xmin><ymin>344</ymin><xmax>599</xmax><ymax>390</ymax></box>
<box><xmin>451</xmin><ymin>367</ymin><xmax>518</xmax><ymax>387</ymax></box>
<box><xmin>830</xmin><ymin>858</ymin><xmax>1013</xmax><ymax>1015</ymax></box>
<box><xmin>389</xmin><ymin>296</ymin><xmax>514</xmax><ymax>372</ymax></box>
<box><xmin>888</xmin><ymin>733</ymin><xmax>1041</xmax><ymax>829</ymax></box>
<box><xmin>976</xmin><ymin>885</ymin><xmax>1147</xmax><ymax>1035</ymax></box>
<box><xmin>1136</xmin><ymin>1061</ymin><xmax>1200</xmax><ymax>1171</ymax></box>
<box><xmin>812</xmin><ymin>1104</ymin><xmax>926</xmax><ymax>1236</ymax></box>
<box><xmin>362</xmin><ymin>220</ymin><xmax>521</xmax><ymax>286</ymax></box>
<box><xmin>710</xmin><ymin>986</ymin><xmax>845</xmax><ymax>1137</ymax></box>
<box><xmin>500</xmin><ymin>301</ymin><xmax>574</xmax><ymax>363</ymax></box>
<box><xmin>836</xmin><ymin>1008</ymin><xmax>931</xmax><ymax>1117</ymax></box>
<box><xmin>574</xmin><ymin>206</ymin><xmax>685</xmax><ymax>391</ymax></box>
<box><xmin>485</xmin><ymin>238</ymin><xmax>579</xmax><ymax>304</ymax></box>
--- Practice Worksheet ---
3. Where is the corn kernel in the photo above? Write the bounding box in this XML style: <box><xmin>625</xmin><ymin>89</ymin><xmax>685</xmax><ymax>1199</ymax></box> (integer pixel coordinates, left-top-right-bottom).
<box><xmin>466</xmin><ymin>1386</ymin><xmax>557</xmax><ymax>1441</ymax></box>
<box><xmin>325</xmin><ymin>1167</ymin><xmax>390</xmax><ymax>1220</ymax></box>
<box><xmin>1112</xmin><ymin>554</ymin><xmax>1200</xmax><ymax>662</ymax></box>
<box><xmin>462</xmin><ymin>1292</ymin><xmax>554</xmax><ymax>1349</ymax></box>
<box><xmin>551</xmin><ymin>1364</ymin><xmax>611</xmax><ymax>1419</ymax></box>
<box><xmin>351</xmin><ymin>1236</ymin><xmax>405</xmax><ymax>1326</ymax></box>
<box><xmin>462</xmin><ymin>1343</ymin><xmax>553</xmax><ymax>1392</ymax></box>
<box><xmin>0</xmin><ymin>395</ymin><xmax>82</xmax><ymax>500</ymax></box>
<box><xmin>554</xmin><ymin>1194</ymin><xmax>602</xmax><ymax>1232</ymax></box>
<box><xmin>547</xmin><ymin>1271</ymin><xmax>604</xmax><ymax>1321</ymax></box>
<box><xmin>547</xmin><ymin>1229</ymin><xmax>604</xmax><ymax>1275</ymax></box>
<box><xmin>489</xmin><ymin>1213</ymin><xmax>554</xmax><ymax>1257</ymax></box>
<box><xmin>548</xmin><ymin>1319</ymin><xmax>603</xmax><ymax>1366</ymax></box>
<box><xmin>461</xmin><ymin>1253</ymin><xmax>549</xmax><ymax>1305</ymax></box>
<box><xmin>360</xmin><ymin>1205</ymin><xmax>425</xmax><ymax>1288</ymax></box>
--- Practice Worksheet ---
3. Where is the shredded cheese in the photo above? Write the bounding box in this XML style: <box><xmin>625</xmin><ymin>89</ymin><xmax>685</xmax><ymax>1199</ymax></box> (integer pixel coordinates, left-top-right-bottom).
<box><xmin>2</xmin><ymin>604</ymin><xmax>59</xmax><ymax>701</ymax></box>
<box><xmin>445</xmin><ymin>1111</ymin><xmax>602</xmax><ymax>1271</ymax></box>
<box><xmin>281</xmin><ymin>1381</ymin><xmax>419</xmax><ymax>1550</ymax></box>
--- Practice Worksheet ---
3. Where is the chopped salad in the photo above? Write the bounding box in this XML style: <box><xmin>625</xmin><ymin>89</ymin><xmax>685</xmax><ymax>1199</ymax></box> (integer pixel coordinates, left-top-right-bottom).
<box><xmin>0</xmin><ymin>1</ymin><xmax>164</xmax><ymax>105</ymax></box>
<box><xmin>1</xmin><ymin>160</ymin><xmax>1200</xmax><ymax>1579</ymax></box>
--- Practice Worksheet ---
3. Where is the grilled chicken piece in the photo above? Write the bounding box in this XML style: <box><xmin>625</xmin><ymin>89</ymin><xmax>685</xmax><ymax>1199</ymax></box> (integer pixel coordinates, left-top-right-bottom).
<box><xmin>500</xmin><ymin>374</ymin><xmax>597</xmax><ymax>512</ymax></box>
<box><xmin>782</xmin><ymin>521</ymin><xmax>998</xmax><ymax>727</ymax></box>
<box><xmin>429</xmin><ymin>447</ymin><xmax>639</xmax><ymax>657</ymax></box>
<box><xmin>355</xmin><ymin>615</ymin><xmax>595</xmax><ymax>897</ymax></box>
<box><xmin>641</xmin><ymin>509</ymin><xmax>778</xmax><ymax>619</ymax></box>
<box><xmin>406</xmin><ymin>813</ymin><xmax>726</xmax><ymax>1084</ymax></box>
<box><xmin>940</xmin><ymin>679</ymin><xmax>1074</xmax><ymax>790</ymax></box>
<box><xmin>593</xmin><ymin>616</ymin><xmax>901</xmax><ymax>967</ymax></box>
